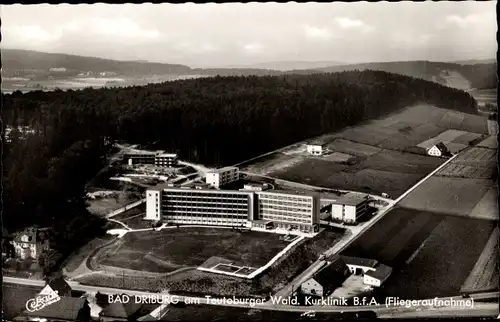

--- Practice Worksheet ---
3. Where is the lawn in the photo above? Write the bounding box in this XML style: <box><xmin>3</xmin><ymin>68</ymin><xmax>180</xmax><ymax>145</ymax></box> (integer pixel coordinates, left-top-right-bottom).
<box><xmin>95</xmin><ymin>227</ymin><xmax>291</xmax><ymax>273</ymax></box>
<box><xmin>78</xmin><ymin>228</ymin><xmax>346</xmax><ymax>297</ymax></box>
<box><xmin>63</xmin><ymin>236</ymin><xmax>115</xmax><ymax>272</ymax></box>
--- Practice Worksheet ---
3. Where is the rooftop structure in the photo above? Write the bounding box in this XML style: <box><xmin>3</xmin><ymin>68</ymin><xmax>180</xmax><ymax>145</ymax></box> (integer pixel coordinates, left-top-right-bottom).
<box><xmin>334</xmin><ymin>193</ymin><xmax>370</xmax><ymax>206</ymax></box>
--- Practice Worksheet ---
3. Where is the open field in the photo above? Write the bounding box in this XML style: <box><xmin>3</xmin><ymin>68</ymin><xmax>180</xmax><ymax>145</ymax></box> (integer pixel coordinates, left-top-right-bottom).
<box><xmin>272</xmin><ymin>155</ymin><xmax>440</xmax><ymax>198</ymax></box>
<box><xmin>63</xmin><ymin>236</ymin><xmax>115</xmax><ymax>273</ymax></box>
<box><xmin>242</xmin><ymin>104</ymin><xmax>488</xmax><ymax>198</ymax></box>
<box><xmin>342</xmin><ymin>207</ymin><xmax>496</xmax><ymax>299</ymax></box>
<box><xmin>95</xmin><ymin>227</ymin><xmax>291</xmax><ymax>273</ymax></box>
<box><xmin>374</xmin><ymin>214</ymin><xmax>496</xmax><ymax>299</ymax></box>
<box><xmin>461</xmin><ymin>228</ymin><xmax>499</xmax><ymax>294</ymax></box>
<box><xmin>398</xmin><ymin>177</ymin><xmax>495</xmax><ymax>218</ymax></box>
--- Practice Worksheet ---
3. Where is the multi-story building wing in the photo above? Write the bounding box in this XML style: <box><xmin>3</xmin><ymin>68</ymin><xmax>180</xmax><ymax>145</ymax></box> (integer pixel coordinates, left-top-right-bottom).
<box><xmin>124</xmin><ymin>152</ymin><xmax>157</xmax><ymax>166</ymax></box>
<box><xmin>255</xmin><ymin>191</ymin><xmax>320</xmax><ymax>233</ymax></box>
<box><xmin>146</xmin><ymin>187</ymin><xmax>254</xmax><ymax>227</ymax></box>
<box><xmin>154</xmin><ymin>153</ymin><xmax>178</xmax><ymax>167</ymax></box>
<box><xmin>205</xmin><ymin>166</ymin><xmax>239</xmax><ymax>188</ymax></box>
<box><xmin>331</xmin><ymin>193</ymin><xmax>370</xmax><ymax>224</ymax></box>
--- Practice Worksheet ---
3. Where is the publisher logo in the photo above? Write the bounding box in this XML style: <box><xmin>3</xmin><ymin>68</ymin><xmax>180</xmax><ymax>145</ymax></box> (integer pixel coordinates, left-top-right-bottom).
<box><xmin>26</xmin><ymin>285</ymin><xmax>61</xmax><ymax>312</ymax></box>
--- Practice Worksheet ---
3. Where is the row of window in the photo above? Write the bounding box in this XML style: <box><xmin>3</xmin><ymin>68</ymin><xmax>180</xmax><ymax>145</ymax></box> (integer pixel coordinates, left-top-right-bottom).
<box><xmin>164</xmin><ymin>192</ymin><xmax>249</xmax><ymax>198</ymax></box>
<box><xmin>259</xmin><ymin>209</ymin><xmax>312</xmax><ymax>217</ymax></box>
<box><xmin>259</xmin><ymin>204</ymin><xmax>312</xmax><ymax>212</ymax></box>
<box><xmin>164</xmin><ymin>198</ymin><xmax>248</xmax><ymax>203</ymax></box>
<box><xmin>164</xmin><ymin>204</ymin><xmax>248</xmax><ymax>210</ymax></box>
<box><xmin>260</xmin><ymin>199</ymin><xmax>312</xmax><ymax>207</ymax></box>
<box><xmin>261</xmin><ymin>215</ymin><xmax>310</xmax><ymax>224</ymax></box>
<box><xmin>164</xmin><ymin>210</ymin><xmax>248</xmax><ymax>216</ymax></box>
<box><xmin>258</xmin><ymin>194</ymin><xmax>311</xmax><ymax>202</ymax></box>
<box><xmin>165</xmin><ymin>216</ymin><xmax>247</xmax><ymax>221</ymax></box>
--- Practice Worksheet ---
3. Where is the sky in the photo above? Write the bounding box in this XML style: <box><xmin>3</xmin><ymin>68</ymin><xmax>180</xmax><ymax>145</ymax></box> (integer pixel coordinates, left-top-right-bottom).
<box><xmin>1</xmin><ymin>2</ymin><xmax>497</xmax><ymax>67</ymax></box>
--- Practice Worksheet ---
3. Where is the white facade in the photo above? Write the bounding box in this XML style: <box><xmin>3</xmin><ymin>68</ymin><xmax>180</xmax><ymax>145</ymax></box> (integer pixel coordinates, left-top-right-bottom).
<box><xmin>427</xmin><ymin>145</ymin><xmax>443</xmax><ymax>157</ymax></box>
<box><xmin>146</xmin><ymin>187</ymin><xmax>253</xmax><ymax>227</ymax></box>
<box><xmin>363</xmin><ymin>274</ymin><xmax>381</xmax><ymax>287</ymax></box>
<box><xmin>145</xmin><ymin>190</ymin><xmax>162</xmax><ymax>221</ymax></box>
<box><xmin>301</xmin><ymin>278</ymin><xmax>324</xmax><ymax>297</ymax></box>
<box><xmin>331</xmin><ymin>194</ymin><xmax>369</xmax><ymax>224</ymax></box>
<box><xmin>306</xmin><ymin>144</ymin><xmax>324</xmax><ymax>156</ymax></box>
<box><xmin>205</xmin><ymin>167</ymin><xmax>239</xmax><ymax>188</ymax></box>
<box><xmin>256</xmin><ymin>191</ymin><xmax>319</xmax><ymax>233</ymax></box>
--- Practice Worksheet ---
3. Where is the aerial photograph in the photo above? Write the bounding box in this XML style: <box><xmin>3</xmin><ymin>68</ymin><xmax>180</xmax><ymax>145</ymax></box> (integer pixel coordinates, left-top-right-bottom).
<box><xmin>1</xmin><ymin>2</ymin><xmax>498</xmax><ymax>321</ymax></box>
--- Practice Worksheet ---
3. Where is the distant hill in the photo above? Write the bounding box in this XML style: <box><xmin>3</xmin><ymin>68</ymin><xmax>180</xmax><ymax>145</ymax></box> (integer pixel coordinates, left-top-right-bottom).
<box><xmin>2</xmin><ymin>49</ymin><xmax>496</xmax><ymax>90</ymax></box>
<box><xmin>293</xmin><ymin>60</ymin><xmax>497</xmax><ymax>90</ymax></box>
<box><xmin>237</xmin><ymin>60</ymin><xmax>345</xmax><ymax>71</ymax></box>
<box><xmin>450</xmin><ymin>58</ymin><xmax>496</xmax><ymax>65</ymax></box>
<box><xmin>1</xmin><ymin>49</ymin><xmax>193</xmax><ymax>77</ymax></box>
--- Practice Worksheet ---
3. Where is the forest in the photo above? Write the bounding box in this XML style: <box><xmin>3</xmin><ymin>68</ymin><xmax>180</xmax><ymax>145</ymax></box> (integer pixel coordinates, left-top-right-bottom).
<box><xmin>2</xmin><ymin>70</ymin><xmax>478</xmax><ymax>271</ymax></box>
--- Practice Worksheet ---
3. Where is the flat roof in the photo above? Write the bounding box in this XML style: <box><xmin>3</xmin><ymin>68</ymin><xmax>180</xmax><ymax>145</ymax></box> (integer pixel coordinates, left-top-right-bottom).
<box><xmin>207</xmin><ymin>166</ymin><xmax>239</xmax><ymax>173</ymax></box>
<box><xmin>125</xmin><ymin>149</ymin><xmax>164</xmax><ymax>155</ymax></box>
<box><xmin>334</xmin><ymin>193</ymin><xmax>369</xmax><ymax>206</ymax></box>
<box><xmin>257</xmin><ymin>189</ymin><xmax>318</xmax><ymax>198</ymax></box>
<box><xmin>253</xmin><ymin>220</ymin><xmax>272</xmax><ymax>225</ymax></box>
<box><xmin>151</xmin><ymin>186</ymin><xmax>252</xmax><ymax>195</ymax></box>
<box><xmin>157</xmin><ymin>153</ymin><xmax>178</xmax><ymax>157</ymax></box>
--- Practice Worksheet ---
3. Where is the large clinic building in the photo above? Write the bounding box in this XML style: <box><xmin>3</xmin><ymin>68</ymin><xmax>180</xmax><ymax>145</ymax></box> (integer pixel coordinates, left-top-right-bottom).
<box><xmin>146</xmin><ymin>186</ymin><xmax>320</xmax><ymax>232</ymax></box>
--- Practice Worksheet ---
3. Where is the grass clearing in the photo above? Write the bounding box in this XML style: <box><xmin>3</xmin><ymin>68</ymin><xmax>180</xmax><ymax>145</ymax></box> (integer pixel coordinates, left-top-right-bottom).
<box><xmin>95</xmin><ymin>227</ymin><xmax>291</xmax><ymax>273</ymax></box>
<box><xmin>78</xmin><ymin>229</ymin><xmax>346</xmax><ymax>297</ymax></box>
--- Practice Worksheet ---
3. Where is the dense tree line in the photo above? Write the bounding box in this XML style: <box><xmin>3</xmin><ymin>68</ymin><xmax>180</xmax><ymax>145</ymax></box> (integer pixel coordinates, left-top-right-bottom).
<box><xmin>2</xmin><ymin>70</ymin><xmax>477</xmax><ymax>265</ymax></box>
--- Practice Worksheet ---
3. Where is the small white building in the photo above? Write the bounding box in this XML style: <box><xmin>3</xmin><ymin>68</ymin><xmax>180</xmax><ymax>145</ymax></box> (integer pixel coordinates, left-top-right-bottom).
<box><xmin>205</xmin><ymin>166</ymin><xmax>239</xmax><ymax>188</ymax></box>
<box><xmin>427</xmin><ymin>142</ymin><xmax>450</xmax><ymax>157</ymax></box>
<box><xmin>49</xmin><ymin>67</ymin><xmax>67</xmax><ymax>72</ymax></box>
<box><xmin>12</xmin><ymin>228</ymin><xmax>51</xmax><ymax>260</ymax></box>
<box><xmin>363</xmin><ymin>264</ymin><xmax>392</xmax><ymax>287</ymax></box>
<box><xmin>306</xmin><ymin>144</ymin><xmax>325</xmax><ymax>156</ymax></box>
<box><xmin>331</xmin><ymin>193</ymin><xmax>370</xmax><ymax>224</ymax></box>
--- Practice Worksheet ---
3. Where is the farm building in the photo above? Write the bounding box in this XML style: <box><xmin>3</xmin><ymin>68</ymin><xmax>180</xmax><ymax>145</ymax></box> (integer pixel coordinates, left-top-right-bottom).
<box><xmin>427</xmin><ymin>142</ymin><xmax>451</xmax><ymax>157</ymax></box>
<box><xmin>341</xmin><ymin>255</ymin><xmax>378</xmax><ymax>275</ymax></box>
<box><xmin>306</xmin><ymin>143</ymin><xmax>326</xmax><ymax>156</ymax></box>
<box><xmin>300</xmin><ymin>256</ymin><xmax>350</xmax><ymax>297</ymax></box>
<box><xmin>364</xmin><ymin>264</ymin><xmax>393</xmax><ymax>287</ymax></box>
<box><xmin>205</xmin><ymin>166</ymin><xmax>240</xmax><ymax>188</ymax></box>
<box><xmin>331</xmin><ymin>193</ymin><xmax>370</xmax><ymax>224</ymax></box>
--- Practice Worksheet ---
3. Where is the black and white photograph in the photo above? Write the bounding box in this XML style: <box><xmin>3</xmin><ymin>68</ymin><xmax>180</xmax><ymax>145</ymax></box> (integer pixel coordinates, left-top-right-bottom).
<box><xmin>1</xmin><ymin>1</ymin><xmax>498</xmax><ymax>321</ymax></box>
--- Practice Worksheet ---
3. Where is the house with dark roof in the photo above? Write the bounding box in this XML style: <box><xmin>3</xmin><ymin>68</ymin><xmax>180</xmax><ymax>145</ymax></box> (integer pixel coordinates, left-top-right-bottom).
<box><xmin>12</xmin><ymin>227</ymin><xmax>51</xmax><ymax>260</ymax></box>
<box><xmin>14</xmin><ymin>296</ymin><xmax>91</xmax><ymax>322</ymax></box>
<box><xmin>364</xmin><ymin>264</ymin><xmax>393</xmax><ymax>287</ymax></box>
<box><xmin>340</xmin><ymin>255</ymin><xmax>379</xmax><ymax>275</ymax></box>
<box><xmin>427</xmin><ymin>142</ymin><xmax>451</xmax><ymax>157</ymax></box>
<box><xmin>300</xmin><ymin>256</ymin><xmax>350</xmax><ymax>297</ymax></box>
<box><xmin>99</xmin><ymin>300</ymin><xmax>143</xmax><ymax>321</ymax></box>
